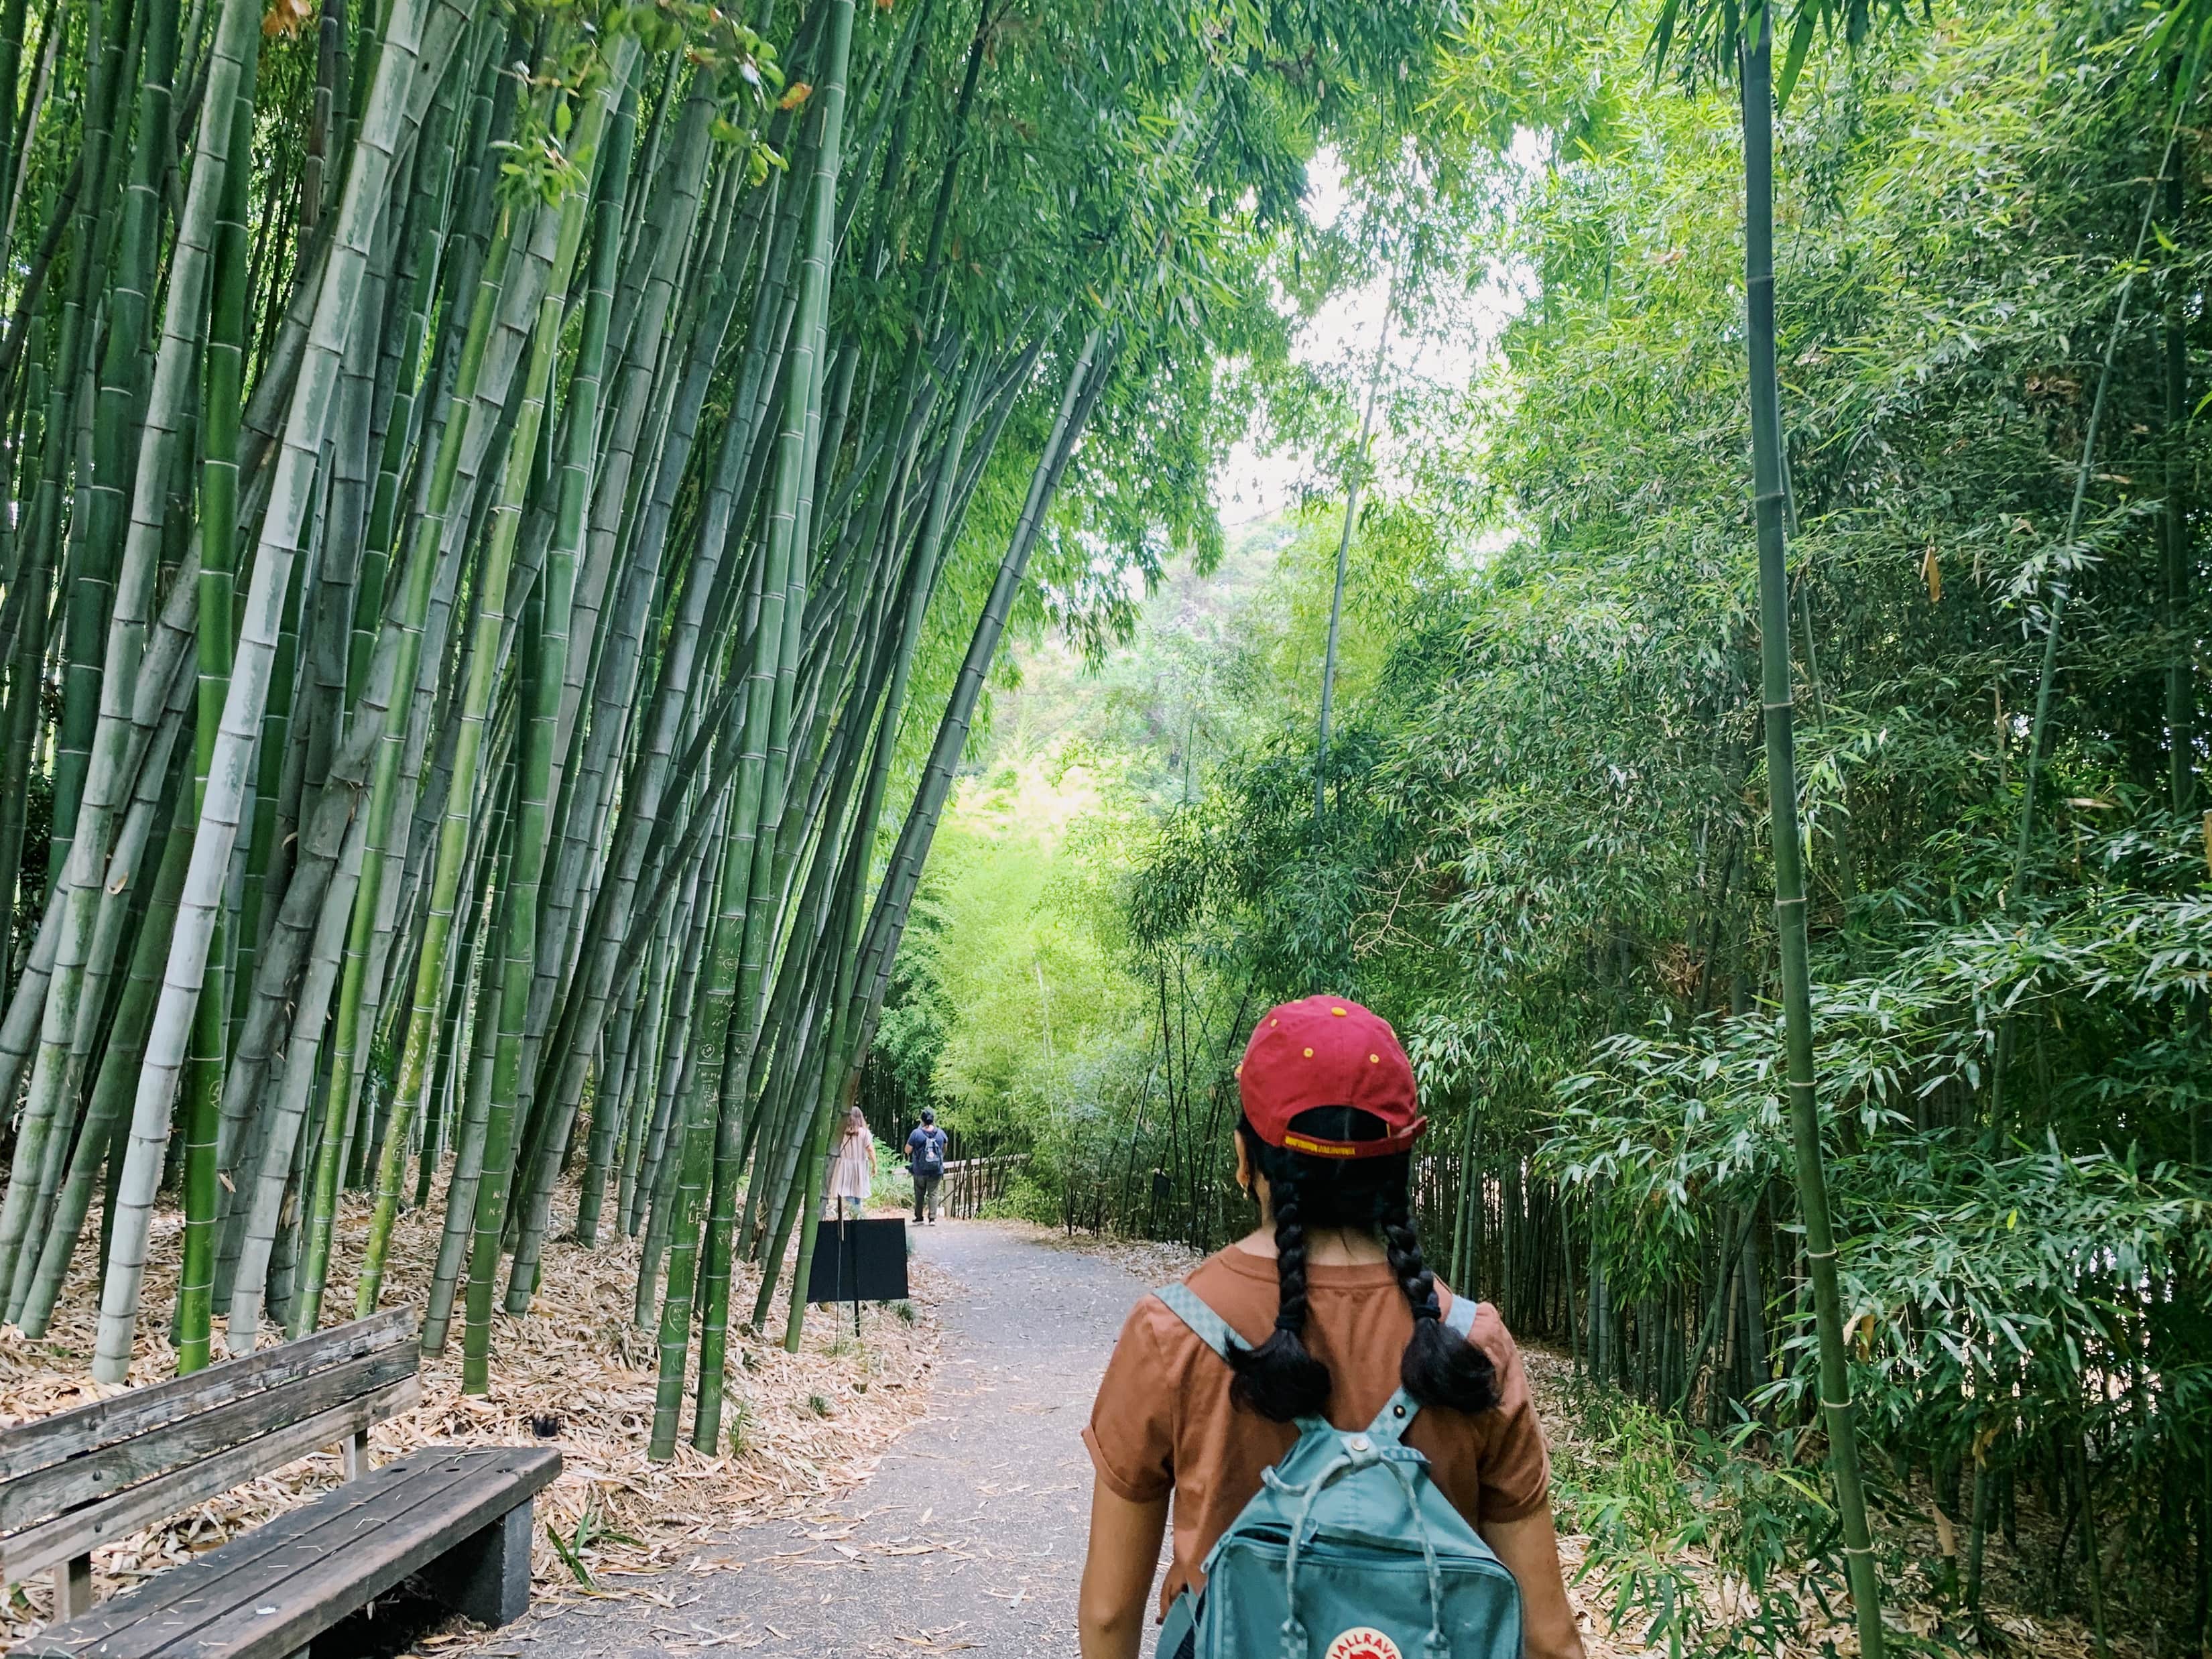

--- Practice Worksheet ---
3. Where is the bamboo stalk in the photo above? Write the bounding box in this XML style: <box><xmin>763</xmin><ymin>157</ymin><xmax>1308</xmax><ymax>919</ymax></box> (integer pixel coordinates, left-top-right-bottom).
<box><xmin>1739</xmin><ymin>19</ymin><xmax>1882</xmax><ymax>1652</ymax></box>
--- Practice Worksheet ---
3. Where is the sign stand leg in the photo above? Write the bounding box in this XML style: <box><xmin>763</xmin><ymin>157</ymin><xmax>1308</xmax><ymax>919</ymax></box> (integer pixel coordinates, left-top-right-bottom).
<box><xmin>845</xmin><ymin>1201</ymin><xmax>861</xmax><ymax>1338</ymax></box>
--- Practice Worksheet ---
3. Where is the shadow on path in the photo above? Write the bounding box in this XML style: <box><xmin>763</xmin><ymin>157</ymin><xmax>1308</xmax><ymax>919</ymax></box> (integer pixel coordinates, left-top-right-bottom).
<box><xmin>516</xmin><ymin>1221</ymin><xmax>1155</xmax><ymax>1658</ymax></box>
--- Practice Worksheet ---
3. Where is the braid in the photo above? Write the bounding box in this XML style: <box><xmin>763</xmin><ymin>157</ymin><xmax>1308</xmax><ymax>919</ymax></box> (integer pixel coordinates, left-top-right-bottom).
<box><xmin>1382</xmin><ymin>1190</ymin><xmax>1442</xmax><ymax>1324</ymax></box>
<box><xmin>1272</xmin><ymin>1177</ymin><xmax>1312</xmax><ymax>1333</ymax></box>
<box><xmin>1385</xmin><ymin>1188</ymin><xmax>1498</xmax><ymax>1415</ymax></box>
<box><xmin>1227</xmin><ymin>1147</ymin><xmax>1333</xmax><ymax>1421</ymax></box>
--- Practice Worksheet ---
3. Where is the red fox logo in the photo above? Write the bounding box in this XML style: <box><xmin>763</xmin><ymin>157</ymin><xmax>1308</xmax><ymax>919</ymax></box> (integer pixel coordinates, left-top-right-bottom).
<box><xmin>1323</xmin><ymin>1630</ymin><xmax>1403</xmax><ymax>1659</ymax></box>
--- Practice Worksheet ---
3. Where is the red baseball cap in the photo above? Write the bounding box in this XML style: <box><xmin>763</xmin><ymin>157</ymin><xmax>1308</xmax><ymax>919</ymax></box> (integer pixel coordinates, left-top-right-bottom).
<box><xmin>1235</xmin><ymin>995</ymin><xmax>1425</xmax><ymax>1158</ymax></box>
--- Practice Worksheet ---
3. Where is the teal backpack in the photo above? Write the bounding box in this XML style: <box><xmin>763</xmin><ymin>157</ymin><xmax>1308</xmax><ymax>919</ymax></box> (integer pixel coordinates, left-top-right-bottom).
<box><xmin>1150</xmin><ymin>1283</ymin><xmax>1524</xmax><ymax>1659</ymax></box>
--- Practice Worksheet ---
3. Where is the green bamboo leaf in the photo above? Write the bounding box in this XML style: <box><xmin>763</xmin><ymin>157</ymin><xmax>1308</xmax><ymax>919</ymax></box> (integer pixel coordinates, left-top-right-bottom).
<box><xmin>1775</xmin><ymin>10</ymin><xmax>1816</xmax><ymax>108</ymax></box>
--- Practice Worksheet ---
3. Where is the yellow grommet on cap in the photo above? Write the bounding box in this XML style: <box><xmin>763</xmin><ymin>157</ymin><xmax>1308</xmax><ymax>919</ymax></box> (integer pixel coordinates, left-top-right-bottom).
<box><xmin>1369</xmin><ymin>1054</ymin><xmax>1379</xmax><ymax>1063</ymax></box>
<box><xmin>1302</xmin><ymin>1048</ymin><xmax>1313</xmax><ymax>1058</ymax></box>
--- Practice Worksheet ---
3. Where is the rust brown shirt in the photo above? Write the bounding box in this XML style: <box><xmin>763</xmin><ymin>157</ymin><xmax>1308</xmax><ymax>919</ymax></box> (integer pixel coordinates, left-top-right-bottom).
<box><xmin>1083</xmin><ymin>1245</ymin><xmax>1554</xmax><ymax>1620</ymax></box>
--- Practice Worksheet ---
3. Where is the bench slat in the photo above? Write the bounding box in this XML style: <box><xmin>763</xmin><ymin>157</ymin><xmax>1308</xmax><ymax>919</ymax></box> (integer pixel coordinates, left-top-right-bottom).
<box><xmin>16</xmin><ymin>1447</ymin><xmax>558</xmax><ymax>1659</ymax></box>
<box><xmin>0</xmin><ymin>1375</ymin><xmax>421</xmax><ymax>1585</ymax></box>
<box><xmin>0</xmin><ymin>1347</ymin><xmax>420</xmax><ymax>1538</ymax></box>
<box><xmin>0</xmin><ymin>1312</ymin><xmax>416</xmax><ymax>1483</ymax></box>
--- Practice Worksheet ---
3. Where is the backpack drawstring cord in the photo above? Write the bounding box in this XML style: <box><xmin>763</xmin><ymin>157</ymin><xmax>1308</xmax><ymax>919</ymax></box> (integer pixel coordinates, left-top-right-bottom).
<box><xmin>1279</xmin><ymin>1449</ymin><xmax>1351</xmax><ymax>1657</ymax></box>
<box><xmin>1383</xmin><ymin>1457</ymin><xmax>1451</xmax><ymax>1658</ymax></box>
<box><xmin>1278</xmin><ymin>1445</ymin><xmax>1449</xmax><ymax>1659</ymax></box>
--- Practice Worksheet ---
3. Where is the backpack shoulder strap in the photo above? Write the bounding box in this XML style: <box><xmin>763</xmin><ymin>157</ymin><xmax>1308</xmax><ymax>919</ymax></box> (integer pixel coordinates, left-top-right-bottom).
<box><xmin>1152</xmin><ymin>1282</ymin><xmax>1333</xmax><ymax>1441</ymax></box>
<box><xmin>1442</xmin><ymin>1291</ymin><xmax>1480</xmax><ymax>1342</ymax></box>
<box><xmin>1369</xmin><ymin>1292</ymin><xmax>1481</xmax><ymax>1444</ymax></box>
<box><xmin>1151</xmin><ymin>1281</ymin><xmax>1250</xmax><ymax>1363</ymax></box>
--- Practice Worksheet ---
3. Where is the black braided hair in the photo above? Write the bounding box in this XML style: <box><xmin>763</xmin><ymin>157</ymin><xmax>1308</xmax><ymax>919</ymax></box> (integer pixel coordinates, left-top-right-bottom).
<box><xmin>1228</xmin><ymin>1109</ymin><xmax>1497</xmax><ymax>1422</ymax></box>
<box><xmin>1225</xmin><ymin>1153</ymin><xmax>1333</xmax><ymax>1420</ymax></box>
<box><xmin>1383</xmin><ymin>1186</ymin><xmax>1498</xmax><ymax>1414</ymax></box>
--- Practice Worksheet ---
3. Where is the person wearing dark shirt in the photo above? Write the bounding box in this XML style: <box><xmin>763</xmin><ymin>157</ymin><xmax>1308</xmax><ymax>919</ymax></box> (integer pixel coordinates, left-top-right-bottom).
<box><xmin>906</xmin><ymin>1108</ymin><xmax>948</xmax><ymax>1224</ymax></box>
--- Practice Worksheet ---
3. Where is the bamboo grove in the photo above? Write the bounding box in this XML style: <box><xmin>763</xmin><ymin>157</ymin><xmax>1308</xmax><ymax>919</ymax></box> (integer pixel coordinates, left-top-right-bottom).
<box><xmin>0</xmin><ymin>0</ymin><xmax>1441</xmax><ymax>1458</ymax></box>
<box><xmin>863</xmin><ymin>0</ymin><xmax>2212</xmax><ymax>1650</ymax></box>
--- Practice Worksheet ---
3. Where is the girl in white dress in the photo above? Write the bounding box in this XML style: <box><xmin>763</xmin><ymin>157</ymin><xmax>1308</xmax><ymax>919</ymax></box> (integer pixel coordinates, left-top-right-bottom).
<box><xmin>826</xmin><ymin>1106</ymin><xmax>876</xmax><ymax>1222</ymax></box>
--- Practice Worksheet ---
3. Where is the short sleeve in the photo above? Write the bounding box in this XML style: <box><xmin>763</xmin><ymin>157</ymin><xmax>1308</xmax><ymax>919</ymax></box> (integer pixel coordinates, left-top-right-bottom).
<box><xmin>1083</xmin><ymin>1298</ymin><xmax>1176</xmax><ymax>1503</ymax></box>
<box><xmin>1475</xmin><ymin>1329</ymin><xmax>1552</xmax><ymax>1524</ymax></box>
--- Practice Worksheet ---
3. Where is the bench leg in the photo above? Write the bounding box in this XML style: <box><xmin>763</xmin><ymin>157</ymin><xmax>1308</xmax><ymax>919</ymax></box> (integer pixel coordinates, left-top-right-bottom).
<box><xmin>342</xmin><ymin>1428</ymin><xmax>371</xmax><ymax>1481</ymax></box>
<box><xmin>52</xmin><ymin>1553</ymin><xmax>92</xmax><ymax>1621</ymax></box>
<box><xmin>421</xmin><ymin>1500</ymin><xmax>534</xmax><ymax>1628</ymax></box>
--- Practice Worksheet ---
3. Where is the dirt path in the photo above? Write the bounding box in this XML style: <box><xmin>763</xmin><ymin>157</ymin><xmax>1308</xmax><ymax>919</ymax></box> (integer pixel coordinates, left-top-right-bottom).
<box><xmin>518</xmin><ymin>1221</ymin><xmax>1158</xmax><ymax>1658</ymax></box>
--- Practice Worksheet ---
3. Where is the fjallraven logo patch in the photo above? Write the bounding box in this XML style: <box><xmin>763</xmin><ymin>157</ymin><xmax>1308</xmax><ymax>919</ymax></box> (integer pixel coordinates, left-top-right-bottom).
<box><xmin>1323</xmin><ymin>1630</ymin><xmax>1403</xmax><ymax>1659</ymax></box>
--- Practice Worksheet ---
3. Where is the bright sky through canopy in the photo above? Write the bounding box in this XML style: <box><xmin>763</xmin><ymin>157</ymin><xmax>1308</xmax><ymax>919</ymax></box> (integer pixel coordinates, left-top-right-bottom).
<box><xmin>1215</xmin><ymin>145</ymin><xmax>1528</xmax><ymax>528</ymax></box>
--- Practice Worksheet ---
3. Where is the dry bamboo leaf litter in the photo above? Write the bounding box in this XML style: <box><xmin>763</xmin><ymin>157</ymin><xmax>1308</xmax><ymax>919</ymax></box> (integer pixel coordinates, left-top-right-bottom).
<box><xmin>0</xmin><ymin>1188</ymin><xmax>943</xmax><ymax>1644</ymax></box>
<box><xmin>1033</xmin><ymin>1229</ymin><xmax>1201</xmax><ymax>1286</ymax></box>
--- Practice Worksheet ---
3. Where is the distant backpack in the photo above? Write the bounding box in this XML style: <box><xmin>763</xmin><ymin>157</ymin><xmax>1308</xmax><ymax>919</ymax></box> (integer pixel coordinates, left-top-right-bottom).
<box><xmin>912</xmin><ymin>1128</ymin><xmax>945</xmax><ymax>1178</ymax></box>
<box><xmin>1150</xmin><ymin>1283</ymin><xmax>1523</xmax><ymax>1659</ymax></box>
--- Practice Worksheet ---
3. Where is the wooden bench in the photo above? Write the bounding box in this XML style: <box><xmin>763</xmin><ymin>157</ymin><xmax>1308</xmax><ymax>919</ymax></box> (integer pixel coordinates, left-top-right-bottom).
<box><xmin>0</xmin><ymin>1308</ymin><xmax>561</xmax><ymax>1659</ymax></box>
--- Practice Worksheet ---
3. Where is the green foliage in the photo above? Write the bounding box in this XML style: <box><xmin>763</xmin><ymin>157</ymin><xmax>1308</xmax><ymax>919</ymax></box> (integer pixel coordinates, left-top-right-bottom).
<box><xmin>863</xmin><ymin>1141</ymin><xmax>910</xmax><ymax>1211</ymax></box>
<box><xmin>1549</xmin><ymin>1381</ymin><xmax>1844</xmax><ymax>1658</ymax></box>
<box><xmin>547</xmin><ymin>1494</ymin><xmax>643</xmax><ymax>1591</ymax></box>
<box><xmin>867</xmin><ymin>747</ymin><xmax>1158</xmax><ymax>1206</ymax></box>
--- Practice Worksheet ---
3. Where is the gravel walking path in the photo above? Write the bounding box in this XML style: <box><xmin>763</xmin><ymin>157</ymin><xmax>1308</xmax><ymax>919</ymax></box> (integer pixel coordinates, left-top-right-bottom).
<box><xmin>516</xmin><ymin>1221</ymin><xmax>1159</xmax><ymax>1659</ymax></box>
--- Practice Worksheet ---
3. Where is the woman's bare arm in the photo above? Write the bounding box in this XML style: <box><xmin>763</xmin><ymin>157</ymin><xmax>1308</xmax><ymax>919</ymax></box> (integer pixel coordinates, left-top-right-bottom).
<box><xmin>1078</xmin><ymin>1482</ymin><xmax>1168</xmax><ymax>1659</ymax></box>
<box><xmin>1480</xmin><ymin>1506</ymin><xmax>1587</xmax><ymax>1659</ymax></box>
